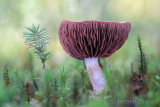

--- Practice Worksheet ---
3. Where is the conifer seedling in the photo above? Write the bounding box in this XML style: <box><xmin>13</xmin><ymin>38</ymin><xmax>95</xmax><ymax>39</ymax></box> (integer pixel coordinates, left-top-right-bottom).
<box><xmin>23</xmin><ymin>24</ymin><xmax>51</xmax><ymax>73</ymax></box>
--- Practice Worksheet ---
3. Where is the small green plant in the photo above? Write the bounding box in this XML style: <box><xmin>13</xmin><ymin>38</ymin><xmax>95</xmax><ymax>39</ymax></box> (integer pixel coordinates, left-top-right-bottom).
<box><xmin>58</xmin><ymin>67</ymin><xmax>69</xmax><ymax>93</ymax></box>
<box><xmin>3</xmin><ymin>64</ymin><xmax>10</xmax><ymax>87</ymax></box>
<box><xmin>137</xmin><ymin>36</ymin><xmax>147</xmax><ymax>74</ymax></box>
<box><xmin>130</xmin><ymin>36</ymin><xmax>148</xmax><ymax>96</ymax></box>
<box><xmin>23</xmin><ymin>24</ymin><xmax>51</xmax><ymax>73</ymax></box>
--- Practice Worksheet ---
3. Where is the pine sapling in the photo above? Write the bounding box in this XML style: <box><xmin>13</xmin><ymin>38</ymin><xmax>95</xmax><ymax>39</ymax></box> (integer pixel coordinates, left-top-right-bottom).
<box><xmin>23</xmin><ymin>24</ymin><xmax>51</xmax><ymax>73</ymax></box>
<box><xmin>24</xmin><ymin>24</ymin><xmax>52</xmax><ymax>104</ymax></box>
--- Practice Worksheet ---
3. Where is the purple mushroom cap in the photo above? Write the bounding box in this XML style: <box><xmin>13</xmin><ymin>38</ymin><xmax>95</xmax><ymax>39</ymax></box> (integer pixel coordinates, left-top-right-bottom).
<box><xmin>58</xmin><ymin>20</ymin><xmax>131</xmax><ymax>60</ymax></box>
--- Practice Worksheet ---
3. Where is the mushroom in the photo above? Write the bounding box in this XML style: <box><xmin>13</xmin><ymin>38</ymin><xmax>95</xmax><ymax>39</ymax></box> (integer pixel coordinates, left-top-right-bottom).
<box><xmin>58</xmin><ymin>20</ymin><xmax>131</xmax><ymax>93</ymax></box>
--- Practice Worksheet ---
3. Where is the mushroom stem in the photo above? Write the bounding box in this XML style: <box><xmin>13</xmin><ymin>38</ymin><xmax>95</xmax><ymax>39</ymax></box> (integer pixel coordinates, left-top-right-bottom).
<box><xmin>84</xmin><ymin>57</ymin><xmax>107</xmax><ymax>93</ymax></box>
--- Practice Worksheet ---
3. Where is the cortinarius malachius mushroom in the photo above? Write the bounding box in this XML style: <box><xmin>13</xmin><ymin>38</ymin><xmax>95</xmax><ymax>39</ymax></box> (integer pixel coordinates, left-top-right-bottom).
<box><xmin>58</xmin><ymin>20</ymin><xmax>131</xmax><ymax>93</ymax></box>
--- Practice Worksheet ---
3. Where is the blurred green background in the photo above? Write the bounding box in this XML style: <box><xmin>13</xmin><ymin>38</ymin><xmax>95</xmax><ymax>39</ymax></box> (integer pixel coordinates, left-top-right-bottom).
<box><xmin>0</xmin><ymin>0</ymin><xmax>160</xmax><ymax>71</ymax></box>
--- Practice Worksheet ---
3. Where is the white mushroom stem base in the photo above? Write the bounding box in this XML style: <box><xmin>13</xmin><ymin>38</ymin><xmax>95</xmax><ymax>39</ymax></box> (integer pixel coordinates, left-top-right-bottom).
<box><xmin>84</xmin><ymin>57</ymin><xmax>107</xmax><ymax>93</ymax></box>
